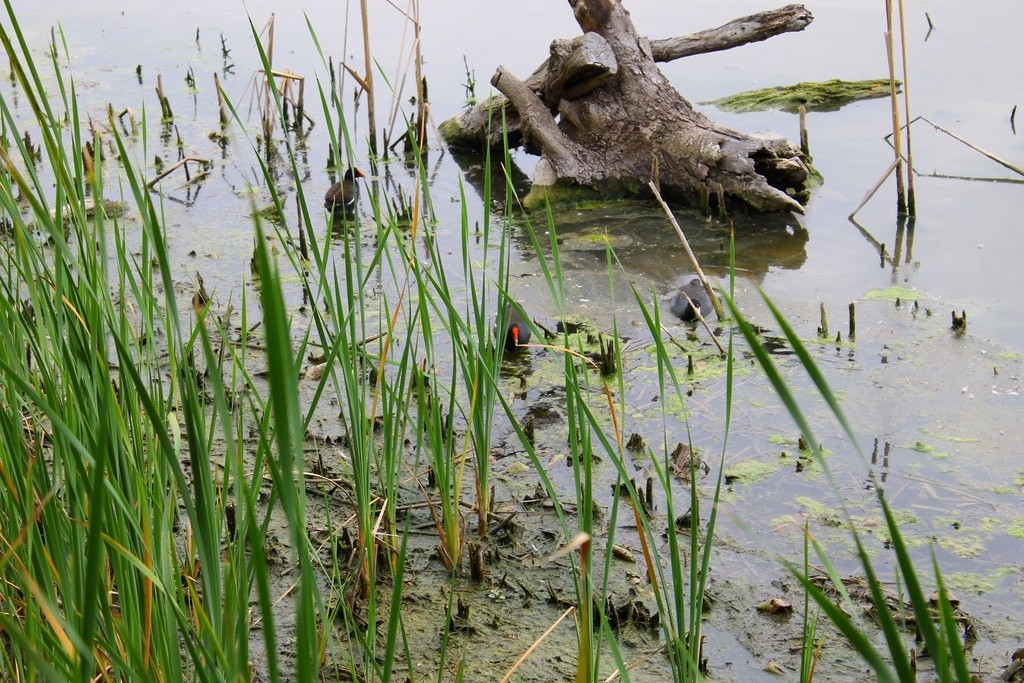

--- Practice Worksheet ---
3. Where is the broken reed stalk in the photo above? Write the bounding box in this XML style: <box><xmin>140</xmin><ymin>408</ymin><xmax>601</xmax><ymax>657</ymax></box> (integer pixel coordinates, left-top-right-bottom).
<box><xmin>413</xmin><ymin>0</ymin><xmax>427</xmax><ymax>151</ymax></box>
<box><xmin>848</xmin><ymin>158</ymin><xmax>897</xmax><ymax>219</ymax></box>
<box><xmin>359</xmin><ymin>0</ymin><xmax>378</xmax><ymax>158</ymax></box>
<box><xmin>648</xmin><ymin>180</ymin><xmax>725</xmax><ymax>320</ymax></box>
<box><xmin>848</xmin><ymin>302</ymin><xmax>856</xmax><ymax>341</ymax></box>
<box><xmin>798</xmin><ymin>104</ymin><xmax>809</xmax><ymax>157</ymax></box>
<box><xmin>883</xmin><ymin>0</ymin><xmax>907</xmax><ymax>214</ymax></box>
<box><xmin>469</xmin><ymin>542</ymin><xmax>484</xmax><ymax>581</ymax></box>
<box><xmin>263</xmin><ymin>14</ymin><xmax>276</xmax><ymax>138</ymax></box>
<box><xmin>213</xmin><ymin>72</ymin><xmax>228</xmax><ymax>126</ymax></box>
<box><xmin>896</xmin><ymin>0</ymin><xmax>915</xmax><ymax>215</ymax></box>
<box><xmin>280</xmin><ymin>76</ymin><xmax>292</xmax><ymax>126</ymax></box>
<box><xmin>145</xmin><ymin>156</ymin><xmax>210</xmax><ymax>189</ymax></box>
<box><xmin>271</xmin><ymin>70</ymin><xmax>314</xmax><ymax>128</ymax></box>
<box><xmin>818</xmin><ymin>302</ymin><xmax>829</xmax><ymax>338</ymax></box>
<box><xmin>155</xmin><ymin>74</ymin><xmax>173</xmax><ymax>119</ymax></box>
<box><xmin>115</xmin><ymin>106</ymin><xmax>137</xmax><ymax>136</ymax></box>
<box><xmin>81</xmin><ymin>142</ymin><xmax>94</xmax><ymax>182</ymax></box>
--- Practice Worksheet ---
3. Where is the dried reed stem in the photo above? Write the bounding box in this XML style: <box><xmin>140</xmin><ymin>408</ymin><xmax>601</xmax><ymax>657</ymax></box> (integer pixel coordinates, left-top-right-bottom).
<box><xmin>359</xmin><ymin>0</ymin><xmax>378</xmax><ymax>157</ymax></box>
<box><xmin>848</xmin><ymin>158</ymin><xmax>897</xmax><ymax>219</ymax></box>
<box><xmin>676</xmin><ymin>291</ymin><xmax>727</xmax><ymax>357</ymax></box>
<box><xmin>884</xmin><ymin>0</ymin><xmax>907</xmax><ymax>214</ymax></box>
<box><xmin>155</xmin><ymin>74</ymin><xmax>173</xmax><ymax>119</ymax></box>
<box><xmin>648</xmin><ymin>181</ymin><xmax>725</xmax><ymax>320</ymax></box>
<box><xmin>413</xmin><ymin>0</ymin><xmax>427</xmax><ymax>151</ymax></box>
<box><xmin>499</xmin><ymin>607</ymin><xmax>575</xmax><ymax>683</ymax></box>
<box><xmin>146</xmin><ymin>156</ymin><xmax>210</xmax><ymax>188</ymax></box>
<box><xmin>914</xmin><ymin>116</ymin><xmax>1024</xmax><ymax>177</ymax></box>
<box><xmin>213</xmin><ymin>72</ymin><xmax>227</xmax><ymax>126</ymax></box>
<box><xmin>896</xmin><ymin>0</ymin><xmax>915</xmax><ymax>215</ymax></box>
<box><xmin>263</xmin><ymin>15</ymin><xmax>276</xmax><ymax>138</ymax></box>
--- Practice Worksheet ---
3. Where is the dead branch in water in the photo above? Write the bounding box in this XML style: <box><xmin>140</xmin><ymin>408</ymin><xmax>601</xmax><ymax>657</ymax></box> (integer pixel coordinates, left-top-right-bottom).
<box><xmin>913</xmin><ymin>116</ymin><xmax>1024</xmax><ymax>177</ymax></box>
<box><xmin>146</xmin><ymin>156</ymin><xmax>212</xmax><ymax>189</ymax></box>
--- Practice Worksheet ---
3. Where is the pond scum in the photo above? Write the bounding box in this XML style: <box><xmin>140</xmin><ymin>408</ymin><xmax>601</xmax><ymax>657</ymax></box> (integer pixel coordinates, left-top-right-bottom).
<box><xmin>0</xmin><ymin>9</ymin><xmax>976</xmax><ymax>683</ymax></box>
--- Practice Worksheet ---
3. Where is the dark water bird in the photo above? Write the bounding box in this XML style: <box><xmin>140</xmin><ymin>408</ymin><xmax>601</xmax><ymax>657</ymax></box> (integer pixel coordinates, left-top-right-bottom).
<box><xmin>496</xmin><ymin>303</ymin><xmax>532</xmax><ymax>352</ymax></box>
<box><xmin>670</xmin><ymin>278</ymin><xmax>712</xmax><ymax>322</ymax></box>
<box><xmin>324</xmin><ymin>167</ymin><xmax>365</xmax><ymax>218</ymax></box>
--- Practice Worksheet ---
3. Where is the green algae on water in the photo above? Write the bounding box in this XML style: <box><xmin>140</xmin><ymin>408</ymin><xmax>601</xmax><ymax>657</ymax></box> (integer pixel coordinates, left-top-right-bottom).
<box><xmin>1008</xmin><ymin>517</ymin><xmax>1024</xmax><ymax>540</ymax></box>
<box><xmin>707</xmin><ymin>78</ymin><xmax>896</xmax><ymax>113</ymax></box>
<box><xmin>793</xmin><ymin>496</ymin><xmax>844</xmax><ymax>528</ymax></box>
<box><xmin>944</xmin><ymin>572</ymin><xmax>996</xmax><ymax>595</ymax></box>
<box><xmin>724</xmin><ymin>459</ymin><xmax>779</xmax><ymax>485</ymax></box>
<box><xmin>862</xmin><ymin>286</ymin><xmax>922</xmax><ymax>302</ymax></box>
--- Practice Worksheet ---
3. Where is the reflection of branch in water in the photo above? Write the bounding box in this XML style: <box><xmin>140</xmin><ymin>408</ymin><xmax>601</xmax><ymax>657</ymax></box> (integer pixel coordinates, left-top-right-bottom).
<box><xmin>903</xmin><ymin>215</ymin><xmax>915</xmax><ymax>265</ymax></box>
<box><xmin>847</xmin><ymin>215</ymin><xmax>892</xmax><ymax>268</ymax></box>
<box><xmin>913</xmin><ymin>171</ymin><xmax>1024</xmax><ymax>185</ymax></box>
<box><xmin>847</xmin><ymin>214</ymin><xmax>920</xmax><ymax>278</ymax></box>
<box><xmin>426</xmin><ymin>146</ymin><xmax>447</xmax><ymax>186</ymax></box>
<box><xmin>447</xmin><ymin>146</ymin><xmax>531</xmax><ymax>205</ymax></box>
<box><xmin>891</xmin><ymin>214</ymin><xmax>914</xmax><ymax>268</ymax></box>
<box><xmin>164</xmin><ymin>183</ymin><xmax>204</xmax><ymax>208</ymax></box>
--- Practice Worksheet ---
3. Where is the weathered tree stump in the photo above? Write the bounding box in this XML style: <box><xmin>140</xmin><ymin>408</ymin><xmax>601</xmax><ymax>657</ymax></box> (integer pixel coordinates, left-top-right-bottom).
<box><xmin>440</xmin><ymin>2</ymin><xmax>815</xmax><ymax>213</ymax></box>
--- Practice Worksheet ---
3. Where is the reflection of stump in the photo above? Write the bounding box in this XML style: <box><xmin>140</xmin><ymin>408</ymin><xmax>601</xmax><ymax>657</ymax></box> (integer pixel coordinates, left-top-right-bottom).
<box><xmin>440</xmin><ymin>3</ymin><xmax>815</xmax><ymax>213</ymax></box>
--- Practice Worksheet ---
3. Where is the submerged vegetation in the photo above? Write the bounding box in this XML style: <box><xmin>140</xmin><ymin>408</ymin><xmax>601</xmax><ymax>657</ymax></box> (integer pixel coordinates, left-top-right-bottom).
<box><xmin>0</xmin><ymin>4</ymin><xmax>997</xmax><ymax>682</ymax></box>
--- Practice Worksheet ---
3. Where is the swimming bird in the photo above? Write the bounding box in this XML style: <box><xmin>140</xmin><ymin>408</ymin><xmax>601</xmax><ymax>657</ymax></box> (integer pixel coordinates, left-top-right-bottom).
<box><xmin>670</xmin><ymin>278</ymin><xmax>712</xmax><ymax>322</ymax></box>
<box><xmin>496</xmin><ymin>303</ymin><xmax>532</xmax><ymax>352</ymax></box>
<box><xmin>324</xmin><ymin>167</ymin><xmax>365</xmax><ymax>218</ymax></box>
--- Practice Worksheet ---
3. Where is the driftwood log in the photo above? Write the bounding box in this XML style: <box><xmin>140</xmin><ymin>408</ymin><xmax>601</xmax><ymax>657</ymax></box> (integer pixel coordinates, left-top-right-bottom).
<box><xmin>440</xmin><ymin>2</ymin><xmax>815</xmax><ymax>213</ymax></box>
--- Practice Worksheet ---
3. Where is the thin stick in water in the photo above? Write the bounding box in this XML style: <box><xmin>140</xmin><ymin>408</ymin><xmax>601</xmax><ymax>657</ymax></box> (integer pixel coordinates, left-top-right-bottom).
<box><xmin>915</xmin><ymin>116</ymin><xmax>1024</xmax><ymax>177</ymax></box>
<box><xmin>499</xmin><ymin>607</ymin><xmax>575</xmax><ymax>683</ymax></box>
<box><xmin>675</xmin><ymin>290</ymin><xmax>727</xmax><ymax>357</ymax></box>
<box><xmin>648</xmin><ymin>181</ymin><xmax>725</xmax><ymax>320</ymax></box>
<box><xmin>848</xmin><ymin>159</ymin><xmax>898</xmax><ymax>219</ymax></box>
<box><xmin>145</xmin><ymin>156</ymin><xmax>210</xmax><ymax>188</ymax></box>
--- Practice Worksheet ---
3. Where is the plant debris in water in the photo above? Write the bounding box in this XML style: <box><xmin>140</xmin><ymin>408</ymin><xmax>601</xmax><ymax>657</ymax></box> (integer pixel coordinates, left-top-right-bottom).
<box><xmin>708</xmin><ymin>78</ymin><xmax>896</xmax><ymax>113</ymax></box>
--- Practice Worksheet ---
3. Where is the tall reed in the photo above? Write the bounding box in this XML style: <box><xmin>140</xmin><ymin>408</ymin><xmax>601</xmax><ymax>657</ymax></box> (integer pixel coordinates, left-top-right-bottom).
<box><xmin>0</xmin><ymin>13</ymin><xmax>317</xmax><ymax>680</ymax></box>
